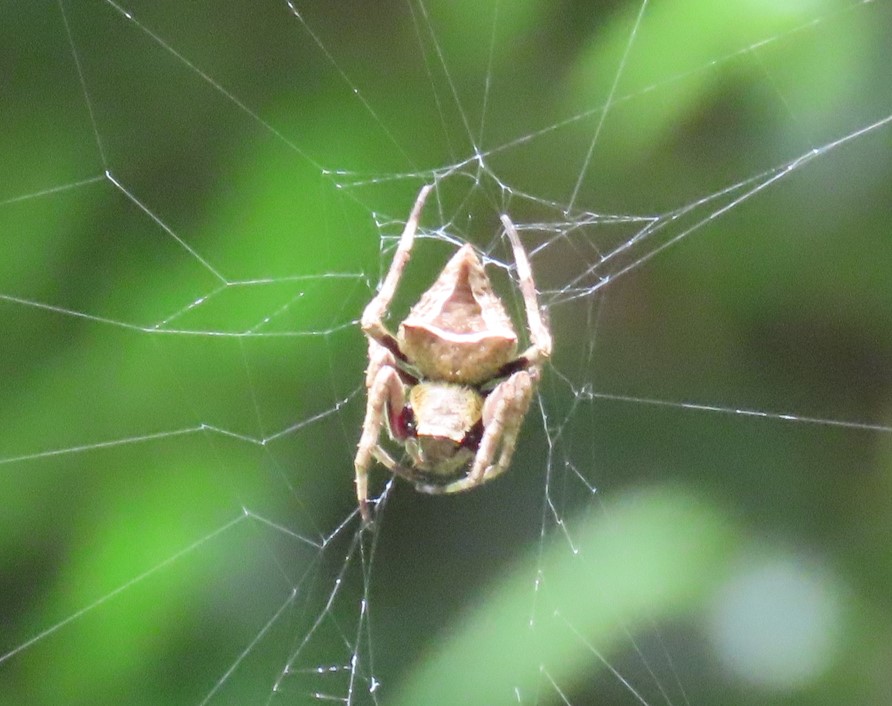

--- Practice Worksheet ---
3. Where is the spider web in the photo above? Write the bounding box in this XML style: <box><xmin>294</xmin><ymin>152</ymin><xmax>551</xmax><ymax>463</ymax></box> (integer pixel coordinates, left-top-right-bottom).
<box><xmin>2</xmin><ymin>0</ymin><xmax>891</xmax><ymax>704</ymax></box>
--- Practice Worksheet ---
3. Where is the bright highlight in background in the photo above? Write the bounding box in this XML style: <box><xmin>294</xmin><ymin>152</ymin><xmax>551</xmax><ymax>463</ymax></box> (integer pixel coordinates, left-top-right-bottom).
<box><xmin>708</xmin><ymin>552</ymin><xmax>845</xmax><ymax>691</ymax></box>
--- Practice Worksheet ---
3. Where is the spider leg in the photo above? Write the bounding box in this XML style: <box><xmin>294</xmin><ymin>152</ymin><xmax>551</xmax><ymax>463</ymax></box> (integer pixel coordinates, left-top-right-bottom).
<box><xmin>360</xmin><ymin>184</ymin><xmax>433</xmax><ymax>354</ymax></box>
<box><xmin>354</xmin><ymin>364</ymin><xmax>406</xmax><ymax>523</ymax></box>
<box><xmin>501</xmin><ymin>215</ymin><xmax>552</xmax><ymax>373</ymax></box>
<box><xmin>416</xmin><ymin>371</ymin><xmax>533</xmax><ymax>495</ymax></box>
<box><xmin>364</xmin><ymin>339</ymin><xmax>393</xmax><ymax>389</ymax></box>
<box><xmin>372</xmin><ymin>446</ymin><xmax>420</xmax><ymax>484</ymax></box>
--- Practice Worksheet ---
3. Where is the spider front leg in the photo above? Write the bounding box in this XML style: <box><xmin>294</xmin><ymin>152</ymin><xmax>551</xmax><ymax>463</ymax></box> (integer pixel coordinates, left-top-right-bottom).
<box><xmin>354</xmin><ymin>358</ymin><xmax>408</xmax><ymax>523</ymax></box>
<box><xmin>360</xmin><ymin>184</ymin><xmax>432</xmax><ymax>355</ymax></box>
<box><xmin>501</xmin><ymin>215</ymin><xmax>552</xmax><ymax>369</ymax></box>
<box><xmin>416</xmin><ymin>370</ymin><xmax>534</xmax><ymax>495</ymax></box>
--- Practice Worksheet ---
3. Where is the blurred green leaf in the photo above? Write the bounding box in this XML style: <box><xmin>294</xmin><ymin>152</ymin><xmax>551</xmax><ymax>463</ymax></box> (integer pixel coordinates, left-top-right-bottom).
<box><xmin>393</xmin><ymin>487</ymin><xmax>736</xmax><ymax>704</ymax></box>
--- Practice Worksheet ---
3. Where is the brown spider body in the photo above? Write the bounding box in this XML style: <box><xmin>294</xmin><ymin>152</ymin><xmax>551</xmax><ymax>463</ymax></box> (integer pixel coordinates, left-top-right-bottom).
<box><xmin>398</xmin><ymin>244</ymin><xmax>518</xmax><ymax>385</ymax></box>
<box><xmin>404</xmin><ymin>381</ymin><xmax>483</xmax><ymax>478</ymax></box>
<box><xmin>354</xmin><ymin>185</ymin><xmax>552</xmax><ymax>523</ymax></box>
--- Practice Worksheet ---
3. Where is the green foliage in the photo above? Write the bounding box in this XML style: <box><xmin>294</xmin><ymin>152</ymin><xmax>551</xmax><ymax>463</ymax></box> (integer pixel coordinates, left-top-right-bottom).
<box><xmin>393</xmin><ymin>488</ymin><xmax>736</xmax><ymax>705</ymax></box>
<box><xmin>1</xmin><ymin>1</ymin><xmax>890</xmax><ymax>704</ymax></box>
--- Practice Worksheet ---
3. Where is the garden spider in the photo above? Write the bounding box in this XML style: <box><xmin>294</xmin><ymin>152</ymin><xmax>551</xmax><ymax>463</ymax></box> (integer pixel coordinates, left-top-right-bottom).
<box><xmin>354</xmin><ymin>185</ymin><xmax>552</xmax><ymax>522</ymax></box>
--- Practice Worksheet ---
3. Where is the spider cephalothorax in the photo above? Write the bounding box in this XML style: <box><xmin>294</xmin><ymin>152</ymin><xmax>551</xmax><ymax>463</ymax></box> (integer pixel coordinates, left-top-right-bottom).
<box><xmin>354</xmin><ymin>185</ymin><xmax>552</xmax><ymax>522</ymax></box>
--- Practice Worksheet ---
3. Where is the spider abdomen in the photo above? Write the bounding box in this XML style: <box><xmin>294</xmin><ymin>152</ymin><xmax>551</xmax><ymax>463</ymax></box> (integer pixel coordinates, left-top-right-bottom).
<box><xmin>399</xmin><ymin>324</ymin><xmax>515</xmax><ymax>384</ymax></box>
<box><xmin>398</xmin><ymin>242</ymin><xmax>518</xmax><ymax>384</ymax></box>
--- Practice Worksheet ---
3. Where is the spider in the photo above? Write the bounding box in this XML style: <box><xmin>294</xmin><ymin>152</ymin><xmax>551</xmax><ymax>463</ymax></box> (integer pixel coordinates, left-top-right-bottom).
<box><xmin>354</xmin><ymin>185</ymin><xmax>552</xmax><ymax>523</ymax></box>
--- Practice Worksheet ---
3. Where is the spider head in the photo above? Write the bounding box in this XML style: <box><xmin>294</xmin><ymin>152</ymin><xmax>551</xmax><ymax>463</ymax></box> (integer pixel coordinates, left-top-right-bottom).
<box><xmin>407</xmin><ymin>382</ymin><xmax>483</xmax><ymax>476</ymax></box>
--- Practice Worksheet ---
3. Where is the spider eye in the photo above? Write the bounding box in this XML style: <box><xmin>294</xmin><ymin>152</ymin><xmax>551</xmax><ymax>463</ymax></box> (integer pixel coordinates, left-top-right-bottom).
<box><xmin>393</xmin><ymin>406</ymin><xmax>416</xmax><ymax>439</ymax></box>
